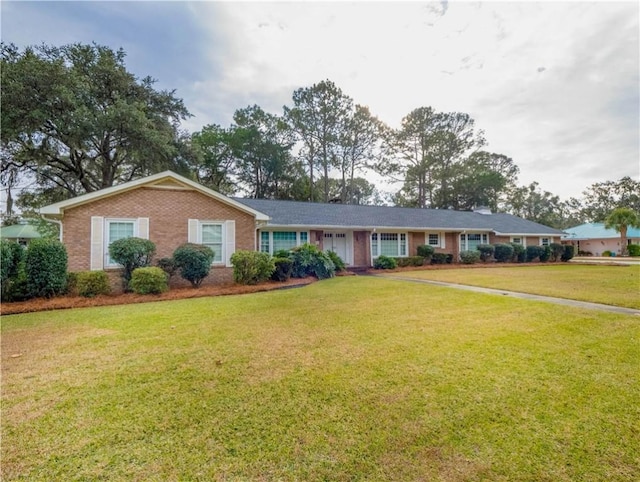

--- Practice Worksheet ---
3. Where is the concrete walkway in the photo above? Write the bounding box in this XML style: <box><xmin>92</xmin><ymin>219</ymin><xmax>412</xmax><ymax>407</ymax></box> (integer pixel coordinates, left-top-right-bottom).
<box><xmin>372</xmin><ymin>274</ymin><xmax>640</xmax><ymax>316</ymax></box>
<box><xmin>570</xmin><ymin>256</ymin><xmax>640</xmax><ymax>266</ymax></box>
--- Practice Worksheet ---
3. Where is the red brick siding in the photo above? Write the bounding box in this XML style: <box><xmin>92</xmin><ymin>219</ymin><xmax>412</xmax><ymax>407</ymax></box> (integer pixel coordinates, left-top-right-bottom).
<box><xmin>352</xmin><ymin>231</ymin><xmax>371</xmax><ymax>267</ymax></box>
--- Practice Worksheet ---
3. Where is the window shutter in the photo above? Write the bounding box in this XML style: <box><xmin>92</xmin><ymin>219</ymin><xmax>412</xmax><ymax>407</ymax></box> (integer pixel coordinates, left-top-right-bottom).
<box><xmin>225</xmin><ymin>220</ymin><xmax>235</xmax><ymax>267</ymax></box>
<box><xmin>90</xmin><ymin>216</ymin><xmax>104</xmax><ymax>271</ymax></box>
<box><xmin>138</xmin><ymin>217</ymin><xmax>149</xmax><ymax>239</ymax></box>
<box><xmin>188</xmin><ymin>219</ymin><xmax>198</xmax><ymax>243</ymax></box>
<box><xmin>440</xmin><ymin>232</ymin><xmax>446</xmax><ymax>249</ymax></box>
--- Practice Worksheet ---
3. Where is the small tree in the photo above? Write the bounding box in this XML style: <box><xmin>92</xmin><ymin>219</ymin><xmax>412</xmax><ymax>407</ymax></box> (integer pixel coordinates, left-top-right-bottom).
<box><xmin>173</xmin><ymin>243</ymin><xmax>215</xmax><ymax>288</ymax></box>
<box><xmin>108</xmin><ymin>237</ymin><xmax>156</xmax><ymax>291</ymax></box>
<box><xmin>24</xmin><ymin>238</ymin><xmax>68</xmax><ymax>298</ymax></box>
<box><xmin>604</xmin><ymin>207</ymin><xmax>640</xmax><ymax>256</ymax></box>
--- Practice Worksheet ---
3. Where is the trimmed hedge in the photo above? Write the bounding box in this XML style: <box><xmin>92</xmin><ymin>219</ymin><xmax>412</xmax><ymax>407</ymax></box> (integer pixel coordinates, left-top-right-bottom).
<box><xmin>173</xmin><ymin>243</ymin><xmax>215</xmax><ymax>288</ymax></box>
<box><xmin>476</xmin><ymin>244</ymin><xmax>495</xmax><ymax>262</ymax></box>
<box><xmin>493</xmin><ymin>243</ymin><xmax>514</xmax><ymax>263</ymax></box>
<box><xmin>431</xmin><ymin>253</ymin><xmax>452</xmax><ymax>265</ymax></box>
<box><xmin>539</xmin><ymin>246</ymin><xmax>552</xmax><ymax>262</ymax></box>
<box><xmin>510</xmin><ymin>243</ymin><xmax>526</xmax><ymax>263</ymax></box>
<box><xmin>231</xmin><ymin>250</ymin><xmax>275</xmax><ymax>285</ymax></box>
<box><xmin>76</xmin><ymin>271</ymin><xmax>111</xmax><ymax>297</ymax></box>
<box><xmin>460</xmin><ymin>250</ymin><xmax>481</xmax><ymax>264</ymax></box>
<box><xmin>374</xmin><ymin>255</ymin><xmax>397</xmax><ymax>269</ymax></box>
<box><xmin>561</xmin><ymin>245</ymin><xmax>575</xmax><ymax>262</ymax></box>
<box><xmin>25</xmin><ymin>238</ymin><xmax>68</xmax><ymax>298</ymax></box>
<box><xmin>549</xmin><ymin>243</ymin><xmax>565</xmax><ymax>262</ymax></box>
<box><xmin>1</xmin><ymin>240</ymin><xmax>24</xmax><ymax>300</ymax></box>
<box><xmin>628</xmin><ymin>244</ymin><xmax>640</xmax><ymax>257</ymax></box>
<box><xmin>272</xmin><ymin>257</ymin><xmax>293</xmax><ymax>282</ymax></box>
<box><xmin>526</xmin><ymin>245</ymin><xmax>544</xmax><ymax>262</ymax></box>
<box><xmin>416</xmin><ymin>245</ymin><xmax>435</xmax><ymax>258</ymax></box>
<box><xmin>394</xmin><ymin>256</ymin><xmax>425</xmax><ymax>267</ymax></box>
<box><xmin>108</xmin><ymin>237</ymin><xmax>156</xmax><ymax>290</ymax></box>
<box><xmin>130</xmin><ymin>267</ymin><xmax>168</xmax><ymax>294</ymax></box>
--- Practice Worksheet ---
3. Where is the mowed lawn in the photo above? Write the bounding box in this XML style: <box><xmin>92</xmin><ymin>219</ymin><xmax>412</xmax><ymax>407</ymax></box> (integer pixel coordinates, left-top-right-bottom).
<box><xmin>2</xmin><ymin>277</ymin><xmax>639</xmax><ymax>481</ymax></box>
<box><xmin>385</xmin><ymin>264</ymin><xmax>640</xmax><ymax>309</ymax></box>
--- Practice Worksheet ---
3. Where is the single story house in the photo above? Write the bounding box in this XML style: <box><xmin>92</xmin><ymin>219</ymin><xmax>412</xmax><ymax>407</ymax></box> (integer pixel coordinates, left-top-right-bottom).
<box><xmin>562</xmin><ymin>222</ymin><xmax>640</xmax><ymax>256</ymax></box>
<box><xmin>39</xmin><ymin>171</ymin><xmax>564</xmax><ymax>289</ymax></box>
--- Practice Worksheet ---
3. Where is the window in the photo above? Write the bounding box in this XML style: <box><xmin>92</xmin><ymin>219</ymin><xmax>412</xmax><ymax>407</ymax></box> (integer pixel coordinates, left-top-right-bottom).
<box><xmin>428</xmin><ymin>233</ymin><xmax>439</xmax><ymax>246</ymax></box>
<box><xmin>260</xmin><ymin>231</ymin><xmax>309</xmax><ymax>255</ymax></box>
<box><xmin>540</xmin><ymin>237</ymin><xmax>550</xmax><ymax>246</ymax></box>
<box><xmin>105</xmin><ymin>219</ymin><xmax>136</xmax><ymax>267</ymax></box>
<box><xmin>511</xmin><ymin>237</ymin><xmax>522</xmax><ymax>245</ymax></box>
<box><xmin>201</xmin><ymin>223</ymin><xmax>223</xmax><ymax>263</ymax></box>
<box><xmin>371</xmin><ymin>232</ymin><xmax>408</xmax><ymax>258</ymax></box>
<box><xmin>459</xmin><ymin>233</ymin><xmax>488</xmax><ymax>252</ymax></box>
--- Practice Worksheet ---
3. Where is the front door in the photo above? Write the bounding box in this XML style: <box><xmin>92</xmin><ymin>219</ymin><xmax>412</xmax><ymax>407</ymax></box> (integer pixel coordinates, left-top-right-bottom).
<box><xmin>323</xmin><ymin>232</ymin><xmax>348</xmax><ymax>262</ymax></box>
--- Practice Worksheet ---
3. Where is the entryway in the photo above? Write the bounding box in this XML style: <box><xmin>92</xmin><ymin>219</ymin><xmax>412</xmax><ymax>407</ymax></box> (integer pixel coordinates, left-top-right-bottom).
<box><xmin>323</xmin><ymin>232</ymin><xmax>348</xmax><ymax>262</ymax></box>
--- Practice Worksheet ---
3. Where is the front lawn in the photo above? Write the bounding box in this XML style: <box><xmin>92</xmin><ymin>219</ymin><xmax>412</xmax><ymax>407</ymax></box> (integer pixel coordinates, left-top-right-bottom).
<box><xmin>385</xmin><ymin>264</ymin><xmax>640</xmax><ymax>309</ymax></box>
<box><xmin>2</xmin><ymin>277</ymin><xmax>639</xmax><ymax>481</ymax></box>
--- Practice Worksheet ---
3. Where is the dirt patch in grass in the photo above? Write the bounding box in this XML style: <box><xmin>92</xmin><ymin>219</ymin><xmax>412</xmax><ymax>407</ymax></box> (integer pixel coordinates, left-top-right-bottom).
<box><xmin>1</xmin><ymin>277</ymin><xmax>317</xmax><ymax>316</ymax></box>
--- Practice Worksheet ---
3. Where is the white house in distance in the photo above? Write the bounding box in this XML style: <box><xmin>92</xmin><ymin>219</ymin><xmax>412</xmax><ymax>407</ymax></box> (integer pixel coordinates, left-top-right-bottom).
<box><xmin>562</xmin><ymin>222</ymin><xmax>640</xmax><ymax>256</ymax></box>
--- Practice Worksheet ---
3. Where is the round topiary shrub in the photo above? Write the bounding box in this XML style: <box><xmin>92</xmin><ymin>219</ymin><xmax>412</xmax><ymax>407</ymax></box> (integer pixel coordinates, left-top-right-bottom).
<box><xmin>231</xmin><ymin>250</ymin><xmax>275</xmax><ymax>285</ymax></box>
<box><xmin>108</xmin><ymin>237</ymin><xmax>156</xmax><ymax>290</ymax></box>
<box><xmin>561</xmin><ymin>245</ymin><xmax>575</xmax><ymax>262</ymax></box>
<box><xmin>130</xmin><ymin>267</ymin><xmax>168</xmax><ymax>294</ymax></box>
<box><xmin>173</xmin><ymin>243</ymin><xmax>215</xmax><ymax>288</ymax></box>
<box><xmin>25</xmin><ymin>238</ymin><xmax>68</xmax><ymax>298</ymax></box>
<box><xmin>525</xmin><ymin>245</ymin><xmax>544</xmax><ymax>262</ymax></box>
<box><xmin>417</xmin><ymin>244</ymin><xmax>435</xmax><ymax>259</ymax></box>
<box><xmin>476</xmin><ymin>244</ymin><xmax>495</xmax><ymax>262</ymax></box>
<box><xmin>76</xmin><ymin>271</ymin><xmax>111</xmax><ymax>297</ymax></box>
<box><xmin>373</xmin><ymin>255</ymin><xmax>397</xmax><ymax>270</ymax></box>
<box><xmin>271</xmin><ymin>257</ymin><xmax>293</xmax><ymax>282</ymax></box>
<box><xmin>459</xmin><ymin>250</ymin><xmax>480</xmax><ymax>264</ymax></box>
<box><xmin>493</xmin><ymin>243</ymin><xmax>514</xmax><ymax>263</ymax></box>
<box><xmin>510</xmin><ymin>243</ymin><xmax>526</xmax><ymax>263</ymax></box>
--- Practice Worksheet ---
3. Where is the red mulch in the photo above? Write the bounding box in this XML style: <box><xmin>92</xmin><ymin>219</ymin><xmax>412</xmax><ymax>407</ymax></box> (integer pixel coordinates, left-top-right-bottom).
<box><xmin>1</xmin><ymin>277</ymin><xmax>317</xmax><ymax>316</ymax></box>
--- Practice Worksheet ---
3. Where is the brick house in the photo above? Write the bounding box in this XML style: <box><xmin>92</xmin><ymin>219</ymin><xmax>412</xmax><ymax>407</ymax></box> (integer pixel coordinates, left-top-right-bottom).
<box><xmin>40</xmin><ymin>171</ymin><xmax>564</xmax><ymax>288</ymax></box>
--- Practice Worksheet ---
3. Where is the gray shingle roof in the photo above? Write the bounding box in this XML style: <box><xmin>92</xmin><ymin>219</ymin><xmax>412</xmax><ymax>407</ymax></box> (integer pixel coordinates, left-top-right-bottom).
<box><xmin>233</xmin><ymin>198</ymin><xmax>564</xmax><ymax>235</ymax></box>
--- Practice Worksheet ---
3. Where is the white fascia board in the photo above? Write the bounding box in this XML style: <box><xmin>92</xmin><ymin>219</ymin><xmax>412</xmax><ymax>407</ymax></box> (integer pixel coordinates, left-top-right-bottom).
<box><xmin>493</xmin><ymin>231</ymin><xmax>565</xmax><ymax>237</ymax></box>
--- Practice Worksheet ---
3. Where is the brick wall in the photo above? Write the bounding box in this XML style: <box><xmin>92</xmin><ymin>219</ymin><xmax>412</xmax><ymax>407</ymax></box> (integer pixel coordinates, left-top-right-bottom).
<box><xmin>62</xmin><ymin>186</ymin><xmax>256</xmax><ymax>290</ymax></box>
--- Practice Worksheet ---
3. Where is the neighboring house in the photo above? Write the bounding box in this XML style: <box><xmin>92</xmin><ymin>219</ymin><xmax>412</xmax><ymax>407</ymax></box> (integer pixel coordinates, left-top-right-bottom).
<box><xmin>562</xmin><ymin>222</ymin><xmax>640</xmax><ymax>256</ymax></box>
<box><xmin>0</xmin><ymin>221</ymin><xmax>42</xmax><ymax>246</ymax></box>
<box><xmin>39</xmin><ymin>171</ymin><xmax>563</xmax><ymax>289</ymax></box>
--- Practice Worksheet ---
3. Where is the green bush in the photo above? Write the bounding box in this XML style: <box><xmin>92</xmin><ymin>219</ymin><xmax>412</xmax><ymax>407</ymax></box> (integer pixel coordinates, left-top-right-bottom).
<box><xmin>549</xmin><ymin>243</ymin><xmax>565</xmax><ymax>262</ymax></box>
<box><xmin>173</xmin><ymin>243</ymin><xmax>215</xmax><ymax>288</ymax></box>
<box><xmin>416</xmin><ymin>245</ymin><xmax>435</xmax><ymax>258</ymax></box>
<box><xmin>290</xmin><ymin>243</ymin><xmax>335</xmax><ymax>280</ymax></box>
<box><xmin>525</xmin><ymin>245</ymin><xmax>544</xmax><ymax>262</ymax></box>
<box><xmin>130</xmin><ymin>267</ymin><xmax>168</xmax><ymax>294</ymax></box>
<box><xmin>510</xmin><ymin>243</ymin><xmax>526</xmax><ymax>263</ymax></box>
<box><xmin>271</xmin><ymin>257</ymin><xmax>293</xmax><ymax>282</ymax></box>
<box><xmin>628</xmin><ymin>244</ymin><xmax>640</xmax><ymax>257</ymax></box>
<box><xmin>431</xmin><ymin>253</ymin><xmax>449</xmax><ymax>265</ymax></box>
<box><xmin>493</xmin><ymin>243</ymin><xmax>514</xmax><ymax>263</ymax></box>
<box><xmin>76</xmin><ymin>271</ymin><xmax>111</xmax><ymax>297</ymax></box>
<box><xmin>374</xmin><ymin>255</ymin><xmax>397</xmax><ymax>269</ymax></box>
<box><xmin>1</xmin><ymin>240</ymin><xmax>24</xmax><ymax>300</ymax></box>
<box><xmin>326</xmin><ymin>250</ymin><xmax>346</xmax><ymax>272</ymax></box>
<box><xmin>561</xmin><ymin>245</ymin><xmax>575</xmax><ymax>262</ymax></box>
<box><xmin>460</xmin><ymin>250</ymin><xmax>480</xmax><ymax>264</ymax></box>
<box><xmin>539</xmin><ymin>246</ymin><xmax>552</xmax><ymax>262</ymax></box>
<box><xmin>156</xmin><ymin>257</ymin><xmax>178</xmax><ymax>280</ymax></box>
<box><xmin>273</xmin><ymin>249</ymin><xmax>291</xmax><ymax>259</ymax></box>
<box><xmin>395</xmin><ymin>256</ymin><xmax>425</xmax><ymax>267</ymax></box>
<box><xmin>65</xmin><ymin>272</ymin><xmax>79</xmax><ymax>295</ymax></box>
<box><xmin>476</xmin><ymin>244</ymin><xmax>495</xmax><ymax>262</ymax></box>
<box><xmin>231</xmin><ymin>250</ymin><xmax>275</xmax><ymax>285</ymax></box>
<box><xmin>25</xmin><ymin>238</ymin><xmax>68</xmax><ymax>298</ymax></box>
<box><xmin>108</xmin><ymin>237</ymin><xmax>156</xmax><ymax>290</ymax></box>
<box><xmin>602</xmin><ymin>250</ymin><xmax>612</xmax><ymax>257</ymax></box>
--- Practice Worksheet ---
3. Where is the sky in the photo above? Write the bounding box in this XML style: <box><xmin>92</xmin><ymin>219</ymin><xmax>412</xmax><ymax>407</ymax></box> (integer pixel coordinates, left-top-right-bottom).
<box><xmin>2</xmin><ymin>0</ymin><xmax>639</xmax><ymax>202</ymax></box>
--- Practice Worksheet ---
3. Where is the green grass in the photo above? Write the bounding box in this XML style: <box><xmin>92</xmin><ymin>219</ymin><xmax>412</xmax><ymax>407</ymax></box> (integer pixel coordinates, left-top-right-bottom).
<box><xmin>385</xmin><ymin>264</ymin><xmax>640</xmax><ymax>309</ymax></box>
<box><xmin>2</xmin><ymin>277</ymin><xmax>639</xmax><ymax>481</ymax></box>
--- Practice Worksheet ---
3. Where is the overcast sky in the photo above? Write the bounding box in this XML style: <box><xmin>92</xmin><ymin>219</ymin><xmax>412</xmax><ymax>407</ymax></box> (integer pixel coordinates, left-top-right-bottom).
<box><xmin>2</xmin><ymin>0</ymin><xmax>639</xmax><ymax>201</ymax></box>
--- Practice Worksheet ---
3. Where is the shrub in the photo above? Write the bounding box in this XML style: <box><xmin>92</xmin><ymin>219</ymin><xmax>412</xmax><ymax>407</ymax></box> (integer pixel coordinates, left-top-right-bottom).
<box><xmin>431</xmin><ymin>253</ymin><xmax>448</xmax><ymax>265</ymax></box>
<box><xmin>130</xmin><ymin>267</ymin><xmax>168</xmax><ymax>294</ymax></box>
<box><xmin>25</xmin><ymin>238</ymin><xmax>68</xmax><ymax>298</ymax></box>
<box><xmin>271</xmin><ymin>257</ymin><xmax>293</xmax><ymax>282</ymax></box>
<box><xmin>231</xmin><ymin>250</ymin><xmax>275</xmax><ymax>285</ymax></box>
<box><xmin>561</xmin><ymin>245</ymin><xmax>575</xmax><ymax>262</ymax></box>
<box><xmin>416</xmin><ymin>245</ymin><xmax>435</xmax><ymax>258</ymax></box>
<box><xmin>273</xmin><ymin>249</ymin><xmax>291</xmax><ymax>259</ymax></box>
<box><xmin>173</xmin><ymin>243</ymin><xmax>215</xmax><ymax>288</ymax></box>
<box><xmin>108</xmin><ymin>237</ymin><xmax>156</xmax><ymax>290</ymax></box>
<box><xmin>374</xmin><ymin>255</ymin><xmax>397</xmax><ymax>269</ymax></box>
<box><xmin>493</xmin><ymin>243</ymin><xmax>514</xmax><ymax>263</ymax></box>
<box><xmin>525</xmin><ymin>245</ymin><xmax>544</xmax><ymax>262</ymax></box>
<box><xmin>76</xmin><ymin>271</ymin><xmax>111</xmax><ymax>297</ymax></box>
<box><xmin>549</xmin><ymin>243</ymin><xmax>565</xmax><ymax>262</ymax></box>
<box><xmin>539</xmin><ymin>246</ymin><xmax>552</xmax><ymax>262</ymax></box>
<box><xmin>510</xmin><ymin>243</ymin><xmax>526</xmax><ymax>263</ymax></box>
<box><xmin>290</xmin><ymin>243</ymin><xmax>335</xmax><ymax>280</ymax></box>
<box><xmin>476</xmin><ymin>244</ymin><xmax>495</xmax><ymax>262</ymax></box>
<box><xmin>156</xmin><ymin>257</ymin><xmax>178</xmax><ymax>280</ymax></box>
<box><xmin>1</xmin><ymin>240</ymin><xmax>24</xmax><ymax>300</ymax></box>
<box><xmin>65</xmin><ymin>271</ymin><xmax>79</xmax><ymax>295</ymax></box>
<box><xmin>460</xmin><ymin>250</ymin><xmax>480</xmax><ymax>264</ymax></box>
<box><xmin>326</xmin><ymin>250</ymin><xmax>346</xmax><ymax>272</ymax></box>
<box><xmin>628</xmin><ymin>244</ymin><xmax>640</xmax><ymax>257</ymax></box>
<box><xmin>395</xmin><ymin>256</ymin><xmax>425</xmax><ymax>267</ymax></box>
<box><xmin>577</xmin><ymin>250</ymin><xmax>592</xmax><ymax>256</ymax></box>
<box><xmin>602</xmin><ymin>250</ymin><xmax>612</xmax><ymax>257</ymax></box>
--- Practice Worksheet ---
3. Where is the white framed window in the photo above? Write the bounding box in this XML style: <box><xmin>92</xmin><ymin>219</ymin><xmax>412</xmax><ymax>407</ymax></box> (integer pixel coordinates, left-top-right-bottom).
<box><xmin>540</xmin><ymin>237</ymin><xmax>550</xmax><ymax>246</ymax></box>
<box><xmin>201</xmin><ymin>223</ymin><xmax>224</xmax><ymax>264</ymax></box>
<box><xmin>371</xmin><ymin>232</ymin><xmax>408</xmax><ymax>258</ymax></box>
<box><xmin>427</xmin><ymin>233</ymin><xmax>439</xmax><ymax>246</ymax></box>
<box><xmin>459</xmin><ymin>233</ymin><xmax>489</xmax><ymax>252</ymax></box>
<box><xmin>259</xmin><ymin>231</ymin><xmax>309</xmax><ymax>255</ymax></box>
<box><xmin>511</xmin><ymin>237</ymin><xmax>522</xmax><ymax>245</ymax></box>
<box><xmin>188</xmin><ymin>219</ymin><xmax>235</xmax><ymax>267</ymax></box>
<box><xmin>105</xmin><ymin>218</ymin><xmax>138</xmax><ymax>267</ymax></box>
